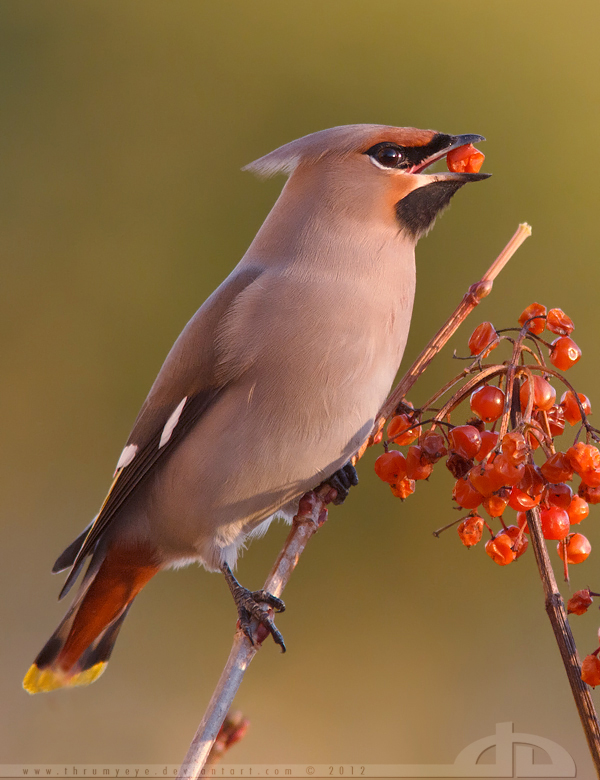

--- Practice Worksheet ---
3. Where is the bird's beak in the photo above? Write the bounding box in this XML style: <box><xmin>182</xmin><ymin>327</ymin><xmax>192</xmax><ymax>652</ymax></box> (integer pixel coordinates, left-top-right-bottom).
<box><xmin>409</xmin><ymin>134</ymin><xmax>491</xmax><ymax>183</ymax></box>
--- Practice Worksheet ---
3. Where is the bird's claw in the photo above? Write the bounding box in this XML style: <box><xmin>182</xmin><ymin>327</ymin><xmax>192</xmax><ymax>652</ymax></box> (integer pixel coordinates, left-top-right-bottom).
<box><xmin>323</xmin><ymin>462</ymin><xmax>359</xmax><ymax>505</ymax></box>
<box><xmin>221</xmin><ymin>563</ymin><xmax>286</xmax><ymax>651</ymax></box>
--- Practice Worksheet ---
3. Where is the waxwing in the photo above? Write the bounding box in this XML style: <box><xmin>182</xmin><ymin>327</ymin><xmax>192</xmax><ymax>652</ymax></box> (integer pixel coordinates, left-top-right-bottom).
<box><xmin>24</xmin><ymin>124</ymin><xmax>489</xmax><ymax>693</ymax></box>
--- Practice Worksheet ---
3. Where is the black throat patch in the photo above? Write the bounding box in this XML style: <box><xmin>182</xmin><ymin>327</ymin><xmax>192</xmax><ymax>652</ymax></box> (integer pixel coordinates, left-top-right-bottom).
<box><xmin>395</xmin><ymin>180</ymin><xmax>467</xmax><ymax>239</ymax></box>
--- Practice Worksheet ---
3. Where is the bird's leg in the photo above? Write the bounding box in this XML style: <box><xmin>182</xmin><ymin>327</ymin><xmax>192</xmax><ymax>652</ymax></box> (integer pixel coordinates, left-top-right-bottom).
<box><xmin>319</xmin><ymin>461</ymin><xmax>359</xmax><ymax>505</ymax></box>
<box><xmin>220</xmin><ymin>563</ymin><xmax>286</xmax><ymax>652</ymax></box>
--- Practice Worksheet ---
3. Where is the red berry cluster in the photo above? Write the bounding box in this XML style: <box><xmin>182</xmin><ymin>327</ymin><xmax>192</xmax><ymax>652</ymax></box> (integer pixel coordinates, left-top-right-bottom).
<box><xmin>374</xmin><ymin>302</ymin><xmax>600</xmax><ymax>684</ymax></box>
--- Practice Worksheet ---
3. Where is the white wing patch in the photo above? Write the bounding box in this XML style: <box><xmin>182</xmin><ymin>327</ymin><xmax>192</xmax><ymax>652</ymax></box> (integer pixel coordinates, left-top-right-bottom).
<box><xmin>114</xmin><ymin>443</ymin><xmax>138</xmax><ymax>475</ymax></box>
<box><xmin>159</xmin><ymin>397</ymin><xmax>187</xmax><ymax>448</ymax></box>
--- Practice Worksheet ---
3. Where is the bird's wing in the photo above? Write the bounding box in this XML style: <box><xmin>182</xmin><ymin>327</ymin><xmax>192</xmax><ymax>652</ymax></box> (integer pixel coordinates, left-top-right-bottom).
<box><xmin>56</xmin><ymin>264</ymin><xmax>264</xmax><ymax>599</ymax></box>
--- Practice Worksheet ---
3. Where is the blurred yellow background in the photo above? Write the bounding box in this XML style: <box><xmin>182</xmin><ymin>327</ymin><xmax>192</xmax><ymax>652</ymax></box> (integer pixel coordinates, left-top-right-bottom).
<box><xmin>3</xmin><ymin>0</ymin><xmax>600</xmax><ymax>773</ymax></box>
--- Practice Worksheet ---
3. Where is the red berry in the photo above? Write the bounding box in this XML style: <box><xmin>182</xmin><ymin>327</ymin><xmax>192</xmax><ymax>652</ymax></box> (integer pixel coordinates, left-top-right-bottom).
<box><xmin>517</xmin><ymin>463</ymin><xmax>546</xmax><ymax>499</ymax></box>
<box><xmin>374</xmin><ymin>450</ymin><xmax>408</xmax><ymax>484</ymax></box>
<box><xmin>453</xmin><ymin>477</ymin><xmax>483</xmax><ymax>509</ymax></box>
<box><xmin>387</xmin><ymin>414</ymin><xmax>419</xmax><ymax>445</ymax></box>
<box><xmin>557</xmin><ymin>533</ymin><xmax>591</xmax><ymax>564</ymax></box>
<box><xmin>550</xmin><ymin>337</ymin><xmax>581</xmax><ymax>371</ymax></box>
<box><xmin>468</xmin><ymin>322</ymin><xmax>499</xmax><ymax>357</ymax></box>
<box><xmin>448</xmin><ymin>425</ymin><xmax>482</xmax><ymax>459</ymax></box>
<box><xmin>542</xmin><ymin>482</ymin><xmax>573</xmax><ymax>509</ymax></box>
<box><xmin>482</xmin><ymin>488</ymin><xmax>510</xmax><ymax>518</ymax></box>
<box><xmin>420</xmin><ymin>430</ymin><xmax>447</xmax><ymax>463</ymax></box>
<box><xmin>475</xmin><ymin>430</ymin><xmax>499</xmax><ymax>461</ymax></box>
<box><xmin>485</xmin><ymin>534</ymin><xmax>516</xmax><ymax>566</ymax></box>
<box><xmin>567</xmin><ymin>589</ymin><xmax>593</xmax><ymax>615</ymax></box>
<box><xmin>457</xmin><ymin>515</ymin><xmax>484</xmax><ymax>547</ymax></box>
<box><xmin>518</xmin><ymin>302</ymin><xmax>546</xmax><ymax>335</ymax></box>
<box><xmin>567</xmin><ymin>495</ymin><xmax>589</xmax><ymax>525</ymax></box>
<box><xmin>502</xmin><ymin>525</ymin><xmax>529</xmax><ymax>558</ymax></box>
<box><xmin>540</xmin><ymin>452</ymin><xmax>574</xmax><ymax>483</ymax></box>
<box><xmin>470</xmin><ymin>385</ymin><xmax>505</xmax><ymax>422</ymax></box>
<box><xmin>491</xmin><ymin>453</ymin><xmax>526</xmax><ymax>486</ymax></box>
<box><xmin>540</xmin><ymin>506</ymin><xmax>570</xmax><ymax>540</ymax></box>
<box><xmin>543</xmin><ymin>405</ymin><xmax>566</xmax><ymax>437</ymax></box>
<box><xmin>579</xmin><ymin>483</ymin><xmax>600</xmax><ymax>505</ymax></box>
<box><xmin>406</xmin><ymin>446</ymin><xmax>433</xmax><ymax>480</ymax></box>
<box><xmin>445</xmin><ymin>452</ymin><xmax>473</xmax><ymax>479</ymax></box>
<box><xmin>520</xmin><ymin>375</ymin><xmax>556</xmax><ymax>413</ymax></box>
<box><xmin>560</xmin><ymin>391</ymin><xmax>591</xmax><ymax>425</ymax></box>
<box><xmin>567</xmin><ymin>443</ymin><xmax>600</xmax><ymax>476</ymax></box>
<box><xmin>581</xmin><ymin>655</ymin><xmax>600</xmax><ymax>687</ymax></box>
<box><xmin>469</xmin><ymin>461</ymin><xmax>505</xmax><ymax>497</ymax></box>
<box><xmin>390</xmin><ymin>477</ymin><xmax>415</xmax><ymax>500</ymax></box>
<box><xmin>502</xmin><ymin>431</ymin><xmax>528</xmax><ymax>466</ymax></box>
<box><xmin>509</xmin><ymin>487</ymin><xmax>541</xmax><ymax>511</ymax></box>
<box><xmin>547</xmin><ymin>308</ymin><xmax>574</xmax><ymax>336</ymax></box>
<box><xmin>447</xmin><ymin>144</ymin><xmax>485</xmax><ymax>173</ymax></box>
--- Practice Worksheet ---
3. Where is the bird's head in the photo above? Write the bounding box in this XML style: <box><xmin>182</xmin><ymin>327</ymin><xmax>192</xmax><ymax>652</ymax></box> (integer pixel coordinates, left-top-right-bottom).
<box><xmin>245</xmin><ymin>125</ymin><xmax>490</xmax><ymax>240</ymax></box>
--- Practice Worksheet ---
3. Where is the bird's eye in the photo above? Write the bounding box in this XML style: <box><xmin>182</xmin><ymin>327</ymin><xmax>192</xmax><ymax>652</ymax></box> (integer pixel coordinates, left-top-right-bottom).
<box><xmin>366</xmin><ymin>143</ymin><xmax>408</xmax><ymax>170</ymax></box>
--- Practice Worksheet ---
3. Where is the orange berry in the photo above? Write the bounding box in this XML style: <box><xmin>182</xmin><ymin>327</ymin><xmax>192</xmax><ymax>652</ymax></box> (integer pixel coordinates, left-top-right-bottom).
<box><xmin>518</xmin><ymin>302</ymin><xmax>546</xmax><ymax>335</ymax></box>
<box><xmin>541</xmin><ymin>405</ymin><xmax>566</xmax><ymax>438</ymax></box>
<box><xmin>390</xmin><ymin>477</ymin><xmax>415</xmax><ymax>500</ymax></box>
<box><xmin>550</xmin><ymin>337</ymin><xmax>581</xmax><ymax>371</ymax></box>
<box><xmin>520</xmin><ymin>375</ymin><xmax>556</xmax><ymax>413</ymax></box>
<box><xmin>482</xmin><ymin>488</ymin><xmax>510</xmax><ymax>518</ymax></box>
<box><xmin>501</xmin><ymin>431</ymin><xmax>528</xmax><ymax>466</ymax></box>
<box><xmin>475</xmin><ymin>430</ymin><xmax>499</xmax><ymax>461</ymax></box>
<box><xmin>420</xmin><ymin>430</ymin><xmax>447</xmax><ymax>463</ymax></box>
<box><xmin>547</xmin><ymin>308</ymin><xmax>574</xmax><ymax>336</ymax></box>
<box><xmin>560</xmin><ymin>391</ymin><xmax>591</xmax><ymax>425</ymax></box>
<box><xmin>567</xmin><ymin>589</ymin><xmax>593</xmax><ymax>615</ymax></box>
<box><xmin>509</xmin><ymin>487</ymin><xmax>541</xmax><ymax>511</ymax></box>
<box><xmin>558</xmin><ymin>533</ymin><xmax>591</xmax><ymax>564</ymax></box>
<box><xmin>540</xmin><ymin>452</ymin><xmax>574</xmax><ymax>483</ymax></box>
<box><xmin>406</xmin><ymin>446</ymin><xmax>433</xmax><ymax>480</ymax></box>
<box><xmin>374</xmin><ymin>450</ymin><xmax>407</xmax><ymax>484</ymax></box>
<box><xmin>452</xmin><ymin>477</ymin><xmax>483</xmax><ymax>509</ymax></box>
<box><xmin>540</xmin><ymin>506</ymin><xmax>570</xmax><ymax>540</ymax></box>
<box><xmin>581</xmin><ymin>655</ymin><xmax>600</xmax><ymax>687</ymax></box>
<box><xmin>485</xmin><ymin>534</ymin><xmax>516</xmax><ymax>566</ymax></box>
<box><xmin>567</xmin><ymin>495</ymin><xmax>589</xmax><ymax>525</ymax></box>
<box><xmin>445</xmin><ymin>452</ymin><xmax>473</xmax><ymax>479</ymax></box>
<box><xmin>566</xmin><ymin>442</ymin><xmax>600</xmax><ymax>476</ymax></box>
<box><xmin>387</xmin><ymin>414</ymin><xmax>419</xmax><ymax>445</ymax></box>
<box><xmin>502</xmin><ymin>525</ymin><xmax>529</xmax><ymax>558</ymax></box>
<box><xmin>542</xmin><ymin>482</ymin><xmax>573</xmax><ymax>509</ymax></box>
<box><xmin>578</xmin><ymin>483</ymin><xmax>600</xmax><ymax>505</ymax></box>
<box><xmin>491</xmin><ymin>453</ymin><xmax>526</xmax><ymax>486</ymax></box>
<box><xmin>457</xmin><ymin>515</ymin><xmax>484</xmax><ymax>547</ymax></box>
<box><xmin>517</xmin><ymin>463</ymin><xmax>546</xmax><ymax>499</ymax></box>
<box><xmin>468</xmin><ymin>322</ymin><xmax>499</xmax><ymax>357</ymax></box>
<box><xmin>448</xmin><ymin>425</ymin><xmax>482</xmax><ymax>459</ymax></box>
<box><xmin>470</xmin><ymin>385</ymin><xmax>505</xmax><ymax>422</ymax></box>
<box><xmin>446</xmin><ymin>143</ymin><xmax>485</xmax><ymax>174</ymax></box>
<box><xmin>469</xmin><ymin>461</ymin><xmax>505</xmax><ymax>497</ymax></box>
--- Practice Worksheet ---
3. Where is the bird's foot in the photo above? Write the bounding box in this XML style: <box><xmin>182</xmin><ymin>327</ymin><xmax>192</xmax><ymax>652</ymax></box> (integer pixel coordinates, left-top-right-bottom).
<box><xmin>320</xmin><ymin>462</ymin><xmax>359</xmax><ymax>505</ymax></box>
<box><xmin>221</xmin><ymin>563</ymin><xmax>286</xmax><ymax>652</ymax></box>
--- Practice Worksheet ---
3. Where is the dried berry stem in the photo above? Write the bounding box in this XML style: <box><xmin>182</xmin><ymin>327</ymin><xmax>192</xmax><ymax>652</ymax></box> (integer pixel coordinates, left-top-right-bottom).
<box><xmin>177</xmin><ymin>225</ymin><xmax>530</xmax><ymax>778</ymax></box>
<box><xmin>526</xmin><ymin>504</ymin><xmax>600</xmax><ymax>777</ymax></box>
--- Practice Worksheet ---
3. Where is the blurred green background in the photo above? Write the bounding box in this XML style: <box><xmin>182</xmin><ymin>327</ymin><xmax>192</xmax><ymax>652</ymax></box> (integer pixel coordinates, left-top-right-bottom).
<box><xmin>3</xmin><ymin>0</ymin><xmax>600</xmax><ymax>773</ymax></box>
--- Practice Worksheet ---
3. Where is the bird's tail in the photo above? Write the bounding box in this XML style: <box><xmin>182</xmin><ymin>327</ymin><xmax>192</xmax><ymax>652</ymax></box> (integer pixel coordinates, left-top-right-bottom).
<box><xmin>23</xmin><ymin>545</ymin><xmax>159</xmax><ymax>694</ymax></box>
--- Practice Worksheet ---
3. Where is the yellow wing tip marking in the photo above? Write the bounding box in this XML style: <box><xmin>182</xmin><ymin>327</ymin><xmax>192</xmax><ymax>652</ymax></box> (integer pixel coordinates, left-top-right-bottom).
<box><xmin>23</xmin><ymin>662</ymin><xmax>107</xmax><ymax>694</ymax></box>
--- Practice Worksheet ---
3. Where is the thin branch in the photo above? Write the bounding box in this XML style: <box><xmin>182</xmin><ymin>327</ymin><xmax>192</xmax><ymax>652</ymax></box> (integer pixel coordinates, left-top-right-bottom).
<box><xmin>177</xmin><ymin>490</ymin><xmax>330</xmax><ymax>779</ymax></box>
<box><xmin>177</xmin><ymin>224</ymin><xmax>530</xmax><ymax>778</ymax></box>
<box><xmin>526</xmin><ymin>504</ymin><xmax>600</xmax><ymax>777</ymax></box>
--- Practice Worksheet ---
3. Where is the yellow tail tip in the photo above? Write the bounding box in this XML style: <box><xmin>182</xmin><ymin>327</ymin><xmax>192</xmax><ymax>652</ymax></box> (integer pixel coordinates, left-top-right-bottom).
<box><xmin>23</xmin><ymin>662</ymin><xmax>107</xmax><ymax>694</ymax></box>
